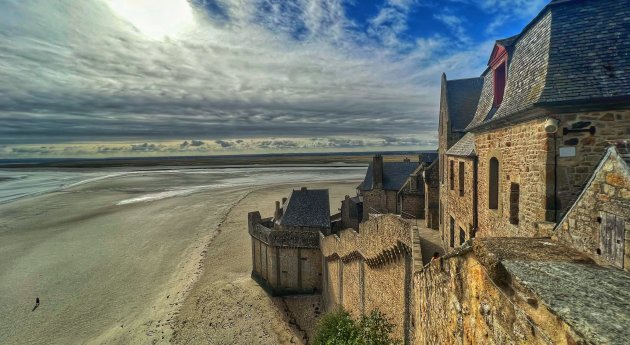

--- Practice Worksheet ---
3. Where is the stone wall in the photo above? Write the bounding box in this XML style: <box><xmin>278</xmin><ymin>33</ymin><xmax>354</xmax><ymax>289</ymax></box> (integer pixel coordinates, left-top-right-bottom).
<box><xmin>444</xmin><ymin>155</ymin><xmax>476</xmax><ymax>250</ymax></box>
<box><xmin>362</xmin><ymin>189</ymin><xmax>397</xmax><ymax>220</ymax></box>
<box><xmin>473</xmin><ymin>111</ymin><xmax>630</xmax><ymax>239</ymax></box>
<box><xmin>341</xmin><ymin>196</ymin><xmax>361</xmax><ymax>231</ymax></box>
<box><xmin>475</xmin><ymin>117</ymin><xmax>553</xmax><ymax>238</ymax></box>
<box><xmin>251</xmin><ymin>236</ymin><xmax>322</xmax><ymax>295</ymax></box>
<box><xmin>249</xmin><ymin>211</ymin><xmax>323</xmax><ymax>295</ymax></box>
<box><xmin>424</xmin><ymin>160</ymin><xmax>440</xmax><ymax>230</ymax></box>
<box><xmin>554</xmin><ymin>110</ymin><xmax>630</xmax><ymax>215</ymax></box>
<box><xmin>414</xmin><ymin>241</ymin><xmax>583</xmax><ymax>345</ymax></box>
<box><xmin>400</xmin><ymin>192</ymin><xmax>424</xmax><ymax>219</ymax></box>
<box><xmin>555</xmin><ymin>146</ymin><xmax>630</xmax><ymax>270</ymax></box>
<box><xmin>321</xmin><ymin>215</ymin><xmax>414</xmax><ymax>343</ymax></box>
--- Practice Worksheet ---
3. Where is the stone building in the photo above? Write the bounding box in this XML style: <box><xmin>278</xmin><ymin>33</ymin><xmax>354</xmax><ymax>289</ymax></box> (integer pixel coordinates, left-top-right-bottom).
<box><xmin>439</xmin><ymin>0</ymin><xmax>630</xmax><ymax>250</ymax></box>
<box><xmin>248</xmin><ymin>187</ymin><xmax>330</xmax><ymax>295</ymax></box>
<box><xmin>359</xmin><ymin>154</ymin><xmax>437</xmax><ymax>221</ymax></box>
<box><xmin>340</xmin><ymin>195</ymin><xmax>363</xmax><ymax>231</ymax></box>
<box><xmin>555</xmin><ymin>144</ymin><xmax>630</xmax><ymax>270</ymax></box>
<box><xmin>248</xmin><ymin>1</ymin><xmax>630</xmax><ymax>342</ymax></box>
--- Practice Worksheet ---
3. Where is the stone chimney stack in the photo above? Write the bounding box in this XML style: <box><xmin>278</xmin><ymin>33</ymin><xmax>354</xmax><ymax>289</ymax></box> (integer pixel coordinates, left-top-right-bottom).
<box><xmin>373</xmin><ymin>155</ymin><xmax>383</xmax><ymax>189</ymax></box>
<box><xmin>274</xmin><ymin>200</ymin><xmax>281</xmax><ymax>220</ymax></box>
<box><xmin>418</xmin><ymin>154</ymin><xmax>423</xmax><ymax>163</ymax></box>
<box><xmin>282</xmin><ymin>197</ymin><xmax>287</xmax><ymax>205</ymax></box>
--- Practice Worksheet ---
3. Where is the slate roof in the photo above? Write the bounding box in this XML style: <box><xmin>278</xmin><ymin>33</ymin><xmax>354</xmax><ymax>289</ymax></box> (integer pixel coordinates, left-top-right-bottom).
<box><xmin>419</xmin><ymin>152</ymin><xmax>439</xmax><ymax>164</ymax></box>
<box><xmin>476</xmin><ymin>237</ymin><xmax>630</xmax><ymax>345</ymax></box>
<box><xmin>465</xmin><ymin>0</ymin><xmax>630</xmax><ymax>131</ymax></box>
<box><xmin>359</xmin><ymin>162</ymin><xmax>419</xmax><ymax>191</ymax></box>
<box><xmin>446</xmin><ymin>77</ymin><xmax>484</xmax><ymax>131</ymax></box>
<box><xmin>446</xmin><ymin>133</ymin><xmax>476</xmax><ymax>157</ymax></box>
<box><xmin>279</xmin><ymin>189</ymin><xmax>331</xmax><ymax>228</ymax></box>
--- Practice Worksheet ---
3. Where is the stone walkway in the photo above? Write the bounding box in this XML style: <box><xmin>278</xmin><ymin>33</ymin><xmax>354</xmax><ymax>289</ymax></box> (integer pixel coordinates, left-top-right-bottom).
<box><xmin>404</xmin><ymin>219</ymin><xmax>445</xmax><ymax>266</ymax></box>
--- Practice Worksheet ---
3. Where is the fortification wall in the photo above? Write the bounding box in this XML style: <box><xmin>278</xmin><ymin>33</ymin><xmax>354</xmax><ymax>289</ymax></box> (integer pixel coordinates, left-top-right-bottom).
<box><xmin>249</xmin><ymin>211</ymin><xmax>322</xmax><ymax>295</ymax></box>
<box><xmin>414</xmin><ymin>243</ymin><xmax>580</xmax><ymax>345</ymax></box>
<box><xmin>321</xmin><ymin>215</ymin><xmax>414</xmax><ymax>342</ymax></box>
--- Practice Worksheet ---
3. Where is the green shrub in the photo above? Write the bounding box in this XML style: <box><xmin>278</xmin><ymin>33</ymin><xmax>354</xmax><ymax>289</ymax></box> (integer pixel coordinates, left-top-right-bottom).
<box><xmin>312</xmin><ymin>308</ymin><xmax>401</xmax><ymax>345</ymax></box>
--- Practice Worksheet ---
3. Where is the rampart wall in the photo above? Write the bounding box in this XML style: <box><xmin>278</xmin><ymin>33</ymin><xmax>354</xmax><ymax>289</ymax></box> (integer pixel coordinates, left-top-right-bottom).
<box><xmin>320</xmin><ymin>215</ymin><xmax>414</xmax><ymax>343</ymax></box>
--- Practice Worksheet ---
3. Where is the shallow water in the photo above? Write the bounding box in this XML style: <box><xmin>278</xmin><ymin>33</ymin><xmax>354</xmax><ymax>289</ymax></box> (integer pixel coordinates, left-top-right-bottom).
<box><xmin>0</xmin><ymin>166</ymin><xmax>366</xmax><ymax>204</ymax></box>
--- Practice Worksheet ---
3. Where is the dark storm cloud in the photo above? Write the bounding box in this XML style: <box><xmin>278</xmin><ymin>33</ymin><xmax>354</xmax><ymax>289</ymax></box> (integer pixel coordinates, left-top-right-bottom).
<box><xmin>0</xmin><ymin>0</ymin><xmax>491</xmax><ymax>147</ymax></box>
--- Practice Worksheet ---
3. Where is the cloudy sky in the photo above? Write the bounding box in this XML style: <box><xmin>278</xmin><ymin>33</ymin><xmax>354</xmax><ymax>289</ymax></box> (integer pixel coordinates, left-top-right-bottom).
<box><xmin>0</xmin><ymin>0</ymin><xmax>548</xmax><ymax>157</ymax></box>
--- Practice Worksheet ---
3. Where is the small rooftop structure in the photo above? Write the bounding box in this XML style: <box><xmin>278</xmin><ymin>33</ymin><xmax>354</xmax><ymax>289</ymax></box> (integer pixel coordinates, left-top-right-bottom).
<box><xmin>446</xmin><ymin>132</ymin><xmax>476</xmax><ymax>157</ymax></box>
<box><xmin>359</xmin><ymin>154</ymin><xmax>437</xmax><ymax>191</ymax></box>
<box><xmin>276</xmin><ymin>187</ymin><xmax>331</xmax><ymax>230</ymax></box>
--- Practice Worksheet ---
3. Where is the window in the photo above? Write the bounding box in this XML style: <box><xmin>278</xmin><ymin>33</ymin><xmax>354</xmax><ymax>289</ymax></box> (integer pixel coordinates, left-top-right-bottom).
<box><xmin>458</xmin><ymin>161</ymin><xmax>465</xmax><ymax>196</ymax></box>
<box><xmin>489</xmin><ymin>157</ymin><xmax>499</xmax><ymax>210</ymax></box>
<box><xmin>493</xmin><ymin>61</ymin><xmax>506</xmax><ymax>107</ymax></box>
<box><xmin>449</xmin><ymin>216</ymin><xmax>455</xmax><ymax>248</ymax></box>
<box><xmin>459</xmin><ymin>227</ymin><xmax>466</xmax><ymax>245</ymax></box>
<box><xmin>509</xmin><ymin>183</ymin><xmax>519</xmax><ymax>225</ymax></box>
<box><xmin>449</xmin><ymin>160</ymin><xmax>454</xmax><ymax>190</ymax></box>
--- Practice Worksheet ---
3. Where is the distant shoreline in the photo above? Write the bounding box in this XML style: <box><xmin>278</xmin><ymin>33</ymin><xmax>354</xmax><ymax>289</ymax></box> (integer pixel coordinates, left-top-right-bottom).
<box><xmin>0</xmin><ymin>150</ymin><xmax>436</xmax><ymax>169</ymax></box>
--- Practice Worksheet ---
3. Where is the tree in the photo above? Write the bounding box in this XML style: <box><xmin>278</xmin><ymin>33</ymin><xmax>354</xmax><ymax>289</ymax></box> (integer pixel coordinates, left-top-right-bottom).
<box><xmin>312</xmin><ymin>308</ymin><xmax>401</xmax><ymax>345</ymax></box>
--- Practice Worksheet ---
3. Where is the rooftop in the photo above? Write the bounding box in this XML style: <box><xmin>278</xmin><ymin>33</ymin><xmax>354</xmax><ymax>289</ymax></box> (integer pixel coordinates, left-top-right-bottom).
<box><xmin>278</xmin><ymin>188</ymin><xmax>331</xmax><ymax>229</ymax></box>
<box><xmin>444</xmin><ymin>77</ymin><xmax>484</xmax><ymax>131</ymax></box>
<box><xmin>446</xmin><ymin>132</ymin><xmax>476</xmax><ymax>157</ymax></box>
<box><xmin>465</xmin><ymin>0</ymin><xmax>630</xmax><ymax>131</ymax></box>
<box><xmin>359</xmin><ymin>162</ymin><xmax>419</xmax><ymax>191</ymax></box>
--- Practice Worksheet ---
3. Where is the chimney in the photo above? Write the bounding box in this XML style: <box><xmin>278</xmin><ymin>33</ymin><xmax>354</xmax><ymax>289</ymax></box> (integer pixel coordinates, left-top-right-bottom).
<box><xmin>282</xmin><ymin>197</ymin><xmax>287</xmax><ymax>205</ymax></box>
<box><xmin>372</xmin><ymin>155</ymin><xmax>383</xmax><ymax>189</ymax></box>
<box><xmin>274</xmin><ymin>200</ymin><xmax>281</xmax><ymax>220</ymax></box>
<box><xmin>418</xmin><ymin>154</ymin><xmax>424</xmax><ymax>163</ymax></box>
<box><xmin>403</xmin><ymin>157</ymin><xmax>410</xmax><ymax>163</ymax></box>
<box><xmin>301</xmin><ymin>187</ymin><xmax>307</xmax><ymax>191</ymax></box>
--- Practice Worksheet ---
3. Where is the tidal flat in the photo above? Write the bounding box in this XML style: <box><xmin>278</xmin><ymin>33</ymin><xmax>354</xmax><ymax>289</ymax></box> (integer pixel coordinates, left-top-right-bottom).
<box><xmin>0</xmin><ymin>167</ymin><xmax>362</xmax><ymax>344</ymax></box>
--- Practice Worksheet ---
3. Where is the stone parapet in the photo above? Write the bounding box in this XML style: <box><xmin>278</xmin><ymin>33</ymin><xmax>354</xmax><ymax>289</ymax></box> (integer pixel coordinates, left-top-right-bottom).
<box><xmin>250</xmin><ymin>223</ymin><xmax>320</xmax><ymax>249</ymax></box>
<box><xmin>320</xmin><ymin>214</ymin><xmax>413</xmax><ymax>263</ymax></box>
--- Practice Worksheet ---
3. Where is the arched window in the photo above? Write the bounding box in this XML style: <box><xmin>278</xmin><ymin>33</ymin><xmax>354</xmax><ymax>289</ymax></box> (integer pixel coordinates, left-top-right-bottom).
<box><xmin>489</xmin><ymin>157</ymin><xmax>499</xmax><ymax>209</ymax></box>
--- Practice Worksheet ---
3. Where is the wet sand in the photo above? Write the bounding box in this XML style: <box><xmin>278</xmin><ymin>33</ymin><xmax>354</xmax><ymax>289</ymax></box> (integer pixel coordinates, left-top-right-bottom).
<box><xmin>0</xmin><ymin>170</ymin><xmax>358</xmax><ymax>344</ymax></box>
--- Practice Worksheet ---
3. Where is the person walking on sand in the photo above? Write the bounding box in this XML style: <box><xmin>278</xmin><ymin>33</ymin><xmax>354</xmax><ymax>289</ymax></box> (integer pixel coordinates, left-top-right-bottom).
<box><xmin>32</xmin><ymin>297</ymin><xmax>40</xmax><ymax>312</ymax></box>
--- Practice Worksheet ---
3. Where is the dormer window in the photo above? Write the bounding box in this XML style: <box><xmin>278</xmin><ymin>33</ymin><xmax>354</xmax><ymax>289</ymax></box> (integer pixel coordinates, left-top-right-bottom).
<box><xmin>493</xmin><ymin>61</ymin><xmax>506</xmax><ymax>107</ymax></box>
<box><xmin>488</xmin><ymin>43</ymin><xmax>508</xmax><ymax>108</ymax></box>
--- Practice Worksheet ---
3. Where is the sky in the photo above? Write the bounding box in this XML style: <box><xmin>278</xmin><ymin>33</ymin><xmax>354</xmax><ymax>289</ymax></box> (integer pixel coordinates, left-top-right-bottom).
<box><xmin>0</xmin><ymin>0</ymin><xmax>549</xmax><ymax>158</ymax></box>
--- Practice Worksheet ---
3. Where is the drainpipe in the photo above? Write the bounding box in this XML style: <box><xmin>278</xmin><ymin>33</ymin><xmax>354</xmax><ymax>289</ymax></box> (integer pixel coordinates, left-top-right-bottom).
<box><xmin>544</xmin><ymin>117</ymin><xmax>560</xmax><ymax>222</ymax></box>
<box><xmin>554</xmin><ymin>132</ymin><xmax>558</xmax><ymax>222</ymax></box>
<box><xmin>473</xmin><ymin>156</ymin><xmax>478</xmax><ymax>236</ymax></box>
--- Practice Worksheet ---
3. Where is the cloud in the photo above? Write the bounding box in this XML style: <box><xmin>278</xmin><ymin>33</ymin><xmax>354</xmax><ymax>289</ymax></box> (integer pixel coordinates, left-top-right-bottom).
<box><xmin>0</xmin><ymin>0</ymin><xmax>490</xmax><ymax>148</ymax></box>
<box><xmin>433</xmin><ymin>13</ymin><xmax>470</xmax><ymax>44</ymax></box>
<box><xmin>1</xmin><ymin>134</ymin><xmax>438</xmax><ymax>158</ymax></box>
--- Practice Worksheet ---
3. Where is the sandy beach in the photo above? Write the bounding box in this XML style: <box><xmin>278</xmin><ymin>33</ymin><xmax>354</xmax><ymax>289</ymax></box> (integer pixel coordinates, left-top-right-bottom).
<box><xmin>0</xmin><ymin>167</ymin><xmax>360</xmax><ymax>344</ymax></box>
<box><xmin>171</xmin><ymin>182</ymin><xmax>358</xmax><ymax>345</ymax></box>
